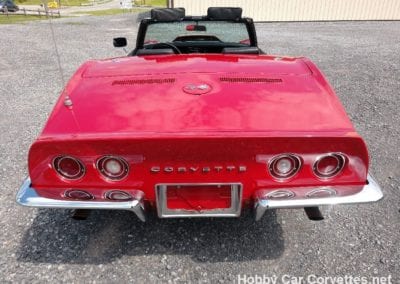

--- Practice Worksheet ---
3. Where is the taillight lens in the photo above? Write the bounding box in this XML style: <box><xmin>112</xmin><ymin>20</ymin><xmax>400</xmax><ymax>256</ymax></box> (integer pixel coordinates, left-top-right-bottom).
<box><xmin>269</xmin><ymin>154</ymin><xmax>301</xmax><ymax>180</ymax></box>
<box><xmin>97</xmin><ymin>156</ymin><xmax>129</xmax><ymax>180</ymax></box>
<box><xmin>64</xmin><ymin>190</ymin><xmax>93</xmax><ymax>200</ymax></box>
<box><xmin>53</xmin><ymin>156</ymin><xmax>85</xmax><ymax>180</ymax></box>
<box><xmin>313</xmin><ymin>153</ymin><xmax>346</xmax><ymax>178</ymax></box>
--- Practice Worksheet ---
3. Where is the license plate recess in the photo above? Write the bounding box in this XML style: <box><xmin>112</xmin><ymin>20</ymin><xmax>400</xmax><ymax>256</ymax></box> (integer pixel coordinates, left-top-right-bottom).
<box><xmin>156</xmin><ymin>183</ymin><xmax>242</xmax><ymax>218</ymax></box>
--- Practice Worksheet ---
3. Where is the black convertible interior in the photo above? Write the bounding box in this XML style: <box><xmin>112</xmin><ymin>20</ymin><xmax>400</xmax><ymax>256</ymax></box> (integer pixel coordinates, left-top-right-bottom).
<box><xmin>113</xmin><ymin>7</ymin><xmax>262</xmax><ymax>56</ymax></box>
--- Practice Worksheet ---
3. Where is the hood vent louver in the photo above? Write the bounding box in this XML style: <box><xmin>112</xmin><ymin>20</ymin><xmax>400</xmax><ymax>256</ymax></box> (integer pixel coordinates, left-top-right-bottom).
<box><xmin>220</xmin><ymin>77</ymin><xmax>283</xmax><ymax>83</ymax></box>
<box><xmin>112</xmin><ymin>78</ymin><xmax>175</xmax><ymax>86</ymax></box>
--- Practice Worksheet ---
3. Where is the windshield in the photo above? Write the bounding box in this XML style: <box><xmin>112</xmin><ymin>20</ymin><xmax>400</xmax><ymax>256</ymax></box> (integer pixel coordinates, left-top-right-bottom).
<box><xmin>144</xmin><ymin>21</ymin><xmax>250</xmax><ymax>45</ymax></box>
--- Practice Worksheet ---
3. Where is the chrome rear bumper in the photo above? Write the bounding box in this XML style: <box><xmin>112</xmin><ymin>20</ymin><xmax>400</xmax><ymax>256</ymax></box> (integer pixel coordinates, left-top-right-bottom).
<box><xmin>16</xmin><ymin>174</ymin><xmax>382</xmax><ymax>222</ymax></box>
<box><xmin>254</xmin><ymin>174</ymin><xmax>383</xmax><ymax>220</ymax></box>
<box><xmin>16</xmin><ymin>178</ymin><xmax>146</xmax><ymax>222</ymax></box>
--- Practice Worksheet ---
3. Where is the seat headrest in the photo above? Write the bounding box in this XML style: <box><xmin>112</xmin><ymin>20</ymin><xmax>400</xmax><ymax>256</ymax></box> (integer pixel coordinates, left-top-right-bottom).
<box><xmin>151</xmin><ymin>8</ymin><xmax>185</xmax><ymax>21</ymax></box>
<box><xmin>207</xmin><ymin>7</ymin><xmax>242</xmax><ymax>21</ymax></box>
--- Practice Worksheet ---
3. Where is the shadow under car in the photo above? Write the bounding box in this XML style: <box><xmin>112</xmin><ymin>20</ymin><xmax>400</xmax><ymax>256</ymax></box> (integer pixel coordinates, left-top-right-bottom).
<box><xmin>17</xmin><ymin>209</ymin><xmax>284</xmax><ymax>264</ymax></box>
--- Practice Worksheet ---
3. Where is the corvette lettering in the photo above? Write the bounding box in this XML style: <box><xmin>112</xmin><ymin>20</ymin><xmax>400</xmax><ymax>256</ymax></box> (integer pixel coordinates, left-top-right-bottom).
<box><xmin>150</xmin><ymin>166</ymin><xmax>247</xmax><ymax>173</ymax></box>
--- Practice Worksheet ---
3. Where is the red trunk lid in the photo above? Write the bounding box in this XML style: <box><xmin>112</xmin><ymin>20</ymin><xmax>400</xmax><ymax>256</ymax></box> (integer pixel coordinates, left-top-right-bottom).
<box><xmin>40</xmin><ymin>54</ymin><xmax>354</xmax><ymax>137</ymax></box>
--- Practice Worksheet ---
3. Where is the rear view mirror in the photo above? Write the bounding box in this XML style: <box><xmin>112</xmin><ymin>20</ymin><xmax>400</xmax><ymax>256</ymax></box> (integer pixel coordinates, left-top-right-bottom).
<box><xmin>186</xmin><ymin>25</ymin><xmax>207</xmax><ymax>32</ymax></box>
<box><xmin>113</xmin><ymin>37</ymin><xmax>127</xmax><ymax>47</ymax></box>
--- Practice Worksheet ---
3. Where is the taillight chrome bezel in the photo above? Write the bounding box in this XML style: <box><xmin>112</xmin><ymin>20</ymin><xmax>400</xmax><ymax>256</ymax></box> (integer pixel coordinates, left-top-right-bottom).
<box><xmin>104</xmin><ymin>190</ymin><xmax>133</xmax><ymax>201</ymax></box>
<box><xmin>313</xmin><ymin>153</ymin><xmax>346</xmax><ymax>179</ymax></box>
<box><xmin>96</xmin><ymin>155</ymin><xmax>129</xmax><ymax>181</ymax></box>
<box><xmin>52</xmin><ymin>155</ymin><xmax>86</xmax><ymax>180</ymax></box>
<box><xmin>306</xmin><ymin>188</ymin><xmax>337</xmax><ymax>198</ymax></box>
<box><xmin>266</xmin><ymin>189</ymin><xmax>295</xmax><ymax>199</ymax></box>
<box><xmin>268</xmin><ymin>153</ymin><xmax>302</xmax><ymax>180</ymax></box>
<box><xmin>64</xmin><ymin>189</ymin><xmax>94</xmax><ymax>200</ymax></box>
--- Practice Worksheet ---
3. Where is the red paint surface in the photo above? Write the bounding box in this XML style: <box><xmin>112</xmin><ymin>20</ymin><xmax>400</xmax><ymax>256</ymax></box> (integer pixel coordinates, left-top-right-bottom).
<box><xmin>41</xmin><ymin>55</ymin><xmax>353</xmax><ymax>136</ymax></box>
<box><xmin>27</xmin><ymin>54</ymin><xmax>370</xmax><ymax>206</ymax></box>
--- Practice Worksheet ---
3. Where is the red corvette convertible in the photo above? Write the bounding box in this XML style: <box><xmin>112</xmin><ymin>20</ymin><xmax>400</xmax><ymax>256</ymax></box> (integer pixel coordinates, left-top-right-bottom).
<box><xmin>17</xmin><ymin>8</ymin><xmax>383</xmax><ymax>222</ymax></box>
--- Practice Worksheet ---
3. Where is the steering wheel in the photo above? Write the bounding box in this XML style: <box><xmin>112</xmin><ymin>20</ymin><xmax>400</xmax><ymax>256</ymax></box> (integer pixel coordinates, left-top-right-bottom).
<box><xmin>150</xmin><ymin>42</ymin><xmax>181</xmax><ymax>54</ymax></box>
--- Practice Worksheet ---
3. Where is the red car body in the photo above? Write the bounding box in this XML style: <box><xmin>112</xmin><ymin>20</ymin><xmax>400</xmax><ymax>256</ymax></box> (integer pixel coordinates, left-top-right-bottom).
<box><xmin>17</xmin><ymin>8</ymin><xmax>382</xmax><ymax>222</ymax></box>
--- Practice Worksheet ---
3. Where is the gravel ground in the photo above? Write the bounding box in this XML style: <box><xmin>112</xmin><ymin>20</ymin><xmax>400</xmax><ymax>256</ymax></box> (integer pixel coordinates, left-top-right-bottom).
<box><xmin>0</xmin><ymin>14</ymin><xmax>399</xmax><ymax>283</ymax></box>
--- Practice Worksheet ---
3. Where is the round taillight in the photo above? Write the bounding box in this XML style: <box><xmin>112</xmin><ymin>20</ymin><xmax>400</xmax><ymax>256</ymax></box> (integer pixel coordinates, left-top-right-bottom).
<box><xmin>53</xmin><ymin>156</ymin><xmax>85</xmax><ymax>180</ymax></box>
<box><xmin>105</xmin><ymin>190</ymin><xmax>133</xmax><ymax>201</ymax></box>
<box><xmin>269</xmin><ymin>154</ymin><xmax>301</xmax><ymax>180</ymax></box>
<box><xmin>313</xmin><ymin>153</ymin><xmax>346</xmax><ymax>178</ymax></box>
<box><xmin>64</xmin><ymin>190</ymin><xmax>93</xmax><ymax>200</ymax></box>
<box><xmin>97</xmin><ymin>156</ymin><xmax>129</xmax><ymax>180</ymax></box>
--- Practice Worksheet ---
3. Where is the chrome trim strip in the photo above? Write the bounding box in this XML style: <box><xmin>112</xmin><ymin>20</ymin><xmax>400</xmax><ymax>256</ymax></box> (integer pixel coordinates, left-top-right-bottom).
<box><xmin>156</xmin><ymin>183</ymin><xmax>242</xmax><ymax>218</ymax></box>
<box><xmin>254</xmin><ymin>174</ymin><xmax>383</xmax><ymax>221</ymax></box>
<box><xmin>15</xmin><ymin>178</ymin><xmax>146</xmax><ymax>222</ymax></box>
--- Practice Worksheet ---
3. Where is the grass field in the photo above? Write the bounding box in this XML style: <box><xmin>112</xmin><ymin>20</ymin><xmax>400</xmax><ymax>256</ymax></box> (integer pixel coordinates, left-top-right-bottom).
<box><xmin>134</xmin><ymin>0</ymin><xmax>166</xmax><ymax>7</ymax></box>
<box><xmin>0</xmin><ymin>14</ymin><xmax>60</xmax><ymax>24</ymax></box>
<box><xmin>15</xmin><ymin>0</ymin><xmax>91</xmax><ymax>6</ymax></box>
<box><xmin>15</xmin><ymin>0</ymin><xmax>166</xmax><ymax>6</ymax></box>
<box><xmin>73</xmin><ymin>7</ymin><xmax>148</xmax><ymax>16</ymax></box>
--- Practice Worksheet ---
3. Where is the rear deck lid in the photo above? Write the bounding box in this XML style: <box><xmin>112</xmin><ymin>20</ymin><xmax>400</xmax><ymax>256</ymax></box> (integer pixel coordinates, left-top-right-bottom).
<box><xmin>41</xmin><ymin>54</ymin><xmax>354</xmax><ymax>137</ymax></box>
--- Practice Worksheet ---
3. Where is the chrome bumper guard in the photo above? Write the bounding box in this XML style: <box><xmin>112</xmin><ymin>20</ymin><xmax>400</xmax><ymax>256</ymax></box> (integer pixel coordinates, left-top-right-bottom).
<box><xmin>254</xmin><ymin>174</ymin><xmax>383</xmax><ymax>221</ymax></box>
<box><xmin>16</xmin><ymin>178</ymin><xmax>146</xmax><ymax>222</ymax></box>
